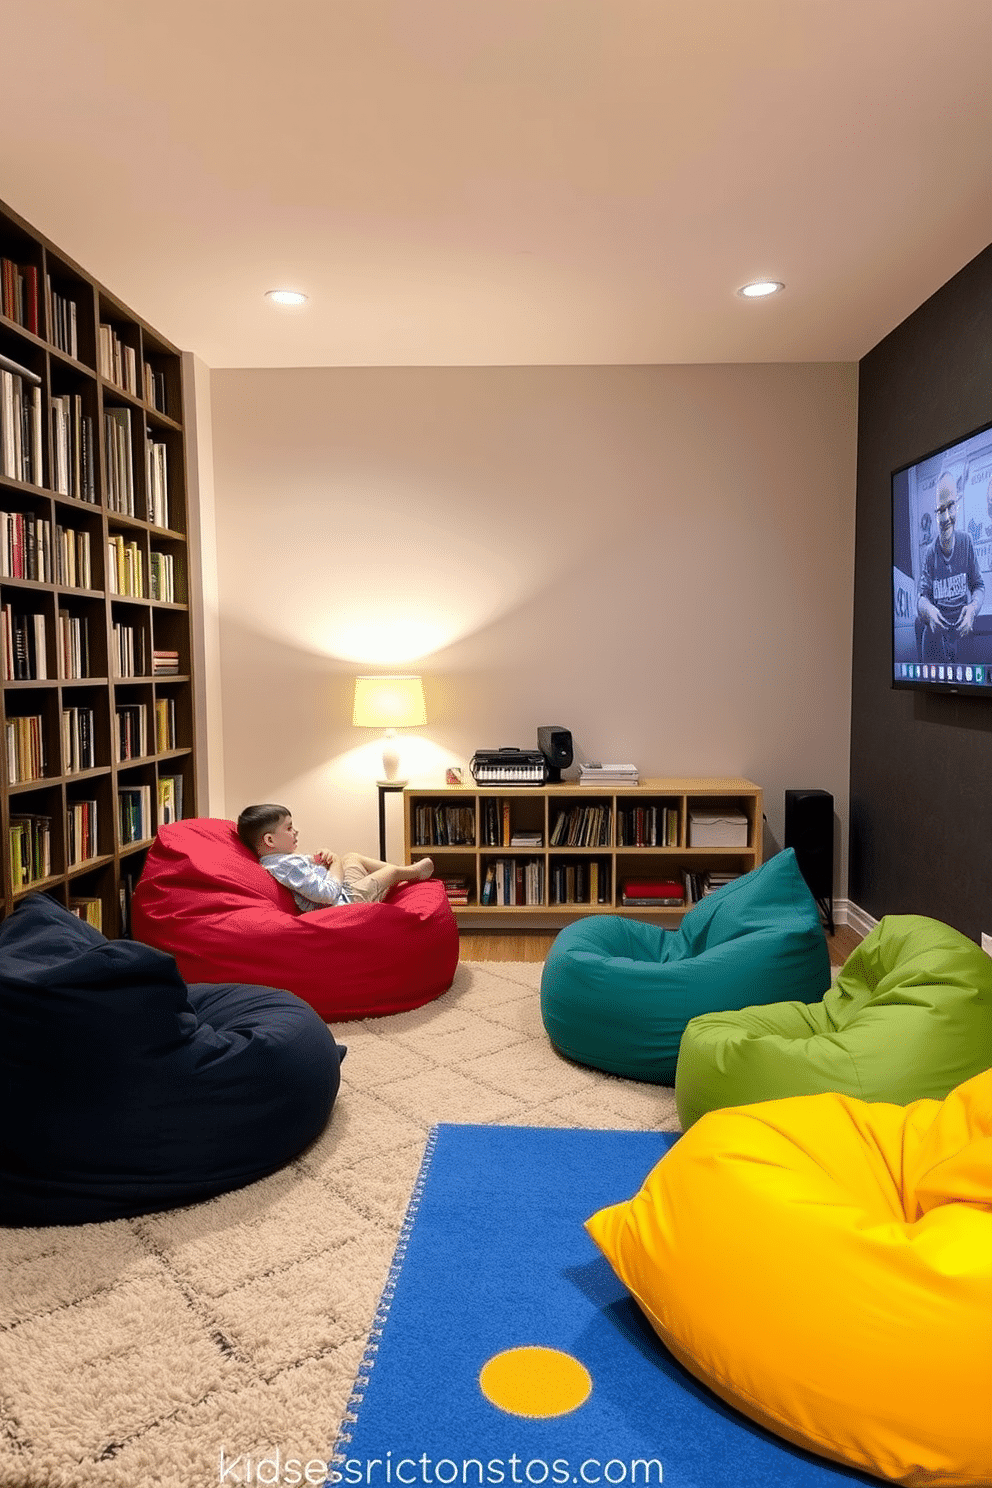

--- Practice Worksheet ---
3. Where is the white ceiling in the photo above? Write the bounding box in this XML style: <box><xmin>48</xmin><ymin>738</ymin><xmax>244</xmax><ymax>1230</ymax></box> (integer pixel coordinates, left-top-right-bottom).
<box><xmin>3</xmin><ymin>0</ymin><xmax>992</xmax><ymax>369</ymax></box>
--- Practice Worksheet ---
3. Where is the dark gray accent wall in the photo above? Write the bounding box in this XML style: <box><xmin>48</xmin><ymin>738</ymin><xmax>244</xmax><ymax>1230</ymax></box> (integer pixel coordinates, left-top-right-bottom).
<box><xmin>851</xmin><ymin>243</ymin><xmax>992</xmax><ymax>939</ymax></box>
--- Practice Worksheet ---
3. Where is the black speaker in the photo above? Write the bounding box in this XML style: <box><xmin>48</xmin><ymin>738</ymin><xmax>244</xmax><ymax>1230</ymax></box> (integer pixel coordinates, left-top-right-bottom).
<box><xmin>537</xmin><ymin>726</ymin><xmax>573</xmax><ymax>782</ymax></box>
<box><xmin>784</xmin><ymin>789</ymin><xmax>834</xmax><ymax>933</ymax></box>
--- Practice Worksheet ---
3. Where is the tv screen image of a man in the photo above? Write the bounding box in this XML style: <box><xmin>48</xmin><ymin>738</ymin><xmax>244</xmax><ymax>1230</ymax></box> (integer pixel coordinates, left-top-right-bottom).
<box><xmin>917</xmin><ymin>471</ymin><xmax>985</xmax><ymax>663</ymax></box>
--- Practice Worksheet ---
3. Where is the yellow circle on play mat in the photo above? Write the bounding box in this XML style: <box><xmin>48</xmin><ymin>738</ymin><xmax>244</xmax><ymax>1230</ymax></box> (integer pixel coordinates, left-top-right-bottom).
<box><xmin>479</xmin><ymin>1346</ymin><xmax>592</xmax><ymax>1417</ymax></box>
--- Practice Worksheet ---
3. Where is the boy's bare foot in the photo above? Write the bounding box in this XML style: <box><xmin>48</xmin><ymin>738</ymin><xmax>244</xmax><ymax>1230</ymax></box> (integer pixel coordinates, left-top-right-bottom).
<box><xmin>408</xmin><ymin>857</ymin><xmax>434</xmax><ymax>881</ymax></box>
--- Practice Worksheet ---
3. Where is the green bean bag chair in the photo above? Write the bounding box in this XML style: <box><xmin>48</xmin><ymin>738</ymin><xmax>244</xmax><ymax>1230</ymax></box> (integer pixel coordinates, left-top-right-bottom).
<box><xmin>675</xmin><ymin>913</ymin><xmax>992</xmax><ymax>1128</ymax></box>
<box><xmin>540</xmin><ymin>849</ymin><xmax>830</xmax><ymax>1084</ymax></box>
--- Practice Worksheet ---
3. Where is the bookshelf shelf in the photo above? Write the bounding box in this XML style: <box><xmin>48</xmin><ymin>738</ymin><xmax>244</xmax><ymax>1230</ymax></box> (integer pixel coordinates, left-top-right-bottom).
<box><xmin>405</xmin><ymin>778</ymin><xmax>763</xmax><ymax>923</ymax></box>
<box><xmin>1</xmin><ymin>196</ymin><xmax>196</xmax><ymax>935</ymax></box>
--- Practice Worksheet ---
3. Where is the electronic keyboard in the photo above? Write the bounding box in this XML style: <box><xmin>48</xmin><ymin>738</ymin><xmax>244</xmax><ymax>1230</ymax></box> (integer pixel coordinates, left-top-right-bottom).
<box><xmin>470</xmin><ymin>747</ymin><xmax>549</xmax><ymax>785</ymax></box>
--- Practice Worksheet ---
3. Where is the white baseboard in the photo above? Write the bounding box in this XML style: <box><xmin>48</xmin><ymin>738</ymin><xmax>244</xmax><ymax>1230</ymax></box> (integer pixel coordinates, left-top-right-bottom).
<box><xmin>836</xmin><ymin>899</ymin><xmax>878</xmax><ymax>936</ymax></box>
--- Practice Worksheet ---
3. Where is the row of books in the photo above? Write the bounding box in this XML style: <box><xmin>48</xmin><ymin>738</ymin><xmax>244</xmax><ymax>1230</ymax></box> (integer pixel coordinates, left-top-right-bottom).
<box><xmin>5</xmin><ymin>712</ymin><xmax>45</xmax><ymax>782</ymax></box>
<box><xmin>155</xmin><ymin>696</ymin><xmax>177</xmax><ymax>751</ymax></box>
<box><xmin>483</xmin><ymin>797</ymin><xmax>511</xmax><ymax>847</ymax></box>
<box><xmin>97</xmin><ymin>325</ymin><xmax>170</xmax><ymax>419</ymax></box>
<box><xmin>3</xmin><ymin>268</ymin><xmax>166</xmax><ymax>415</ymax></box>
<box><xmin>550</xmin><ymin>858</ymin><xmax>612</xmax><ymax>906</ymax></box>
<box><xmin>616</xmin><ymin>806</ymin><xmax>679</xmax><ymax>848</ymax></box>
<box><xmin>67</xmin><ymin>799</ymin><xmax>99</xmax><ymax>865</ymax></box>
<box><xmin>2</xmin><ymin>257</ymin><xmax>40</xmax><ymax>334</ymax></box>
<box><xmin>51</xmin><ymin>394</ymin><xmax>96</xmax><ymax>502</ymax></box>
<box><xmin>117</xmin><ymin>699</ymin><xmax>179</xmax><ymax>757</ymax></box>
<box><xmin>145</xmin><ymin>433</ymin><xmax>170</xmax><ymax>529</ymax></box>
<box><xmin>6</xmin><ymin>700</ymin><xmax>178</xmax><ymax>780</ymax></box>
<box><xmin>412</xmin><ymin>802</ymin><xmax>476</xmax><ymax>847</ymax></box>
<box><xmin>3</xmin><ymin>511</ymin><xmax>177</xmax><ymax>600</ymax></box>
<box><xmin>113</xmin><ymin>621</ymin><xmax>146</xmax><ymax>677</ymax></box>
<box><xmin>10</xmin><ymin>786</ymin><xmax>186</xmax><ymax>885</ymax></box>
<box><xmin>9</xmin><ymin>813</ymin><xmax>51</xmax><ymax>886</ymax></box>
<box><xmin>2</xmin><ymin>610</ymin><xmax>183</xmax><ymax>682</ymax></box>
<box><xmin>150</xmin><ymin>550</ymin><xmax>176</xmax><ymax>602</ymax></box>
<box><xmin>1</xmin><ymin>604</ymin><xmax>47</xmax><ymax>680</ymax></box>
<box><xmin>57</xmin><ymin>610</ymin><xmax>88</xmax><ymax>679</ymax></box>
<box><xmin>116</xmin><ymin>700</ymin><xmax>179</xmax><ymax>757</ymax></box>
<box><xmin>480</xmin><ymin>857</ymin><xmax>545</xmax><ymax>906</ymax></box>
<box><xmin>1</xmin><ymin>356</ymin><xmax>44</xmax><ymax>486</ymax></box>
<box><xmin>119</xmin><ymin>778</ymin><xmax>183</xmax><ymax>838</ymax></box>
<box><xmin>49</xmin><ymin>281</ymin><xmax>78</xmax><ymax>359</ymax></box>
<box><xmin>550</xmin><ymin>804</ymin><xmax>612</xmax><ymax>848</ymax></box>
<box><xmin>1</xmin><ymin>509</ymin><xmax>52</xmax><ymax>582</ymax></box>
<box><xmin>118</xmin><ymin>784</ymin><xmax>151</xmax><ymax>845</ymax></box>
<box><xmin>57</xmin><ymin>524</ymin><xmax>93</xmax><ymax>589</ymax></box>
<box><xmin>99</xmin><ymin>323</ymin><xmax>138</xmax><ymax>397</ymax></box>
<box><xmin>107</xmin><ymin>535</ymin><xmax>145</xmax><ymax>597</ymax></box>
<box><xmin>104</xmin><ymin>407</ymin><xmax>135</xmax><ymax>515</ymax></box>
<box><xmin>145</xmin><ymin>365</ymin><xmax>168</xmax><ymax>416</ymax></box>
<box><xmin>63</xmin><ymin>705</ymin><xmax>95</xmax><ymax>772</ymax></box>
<box><xmin>116</xmin><ymin>703</ymin><xmax>148</xmax><ymax>760</ymax></box>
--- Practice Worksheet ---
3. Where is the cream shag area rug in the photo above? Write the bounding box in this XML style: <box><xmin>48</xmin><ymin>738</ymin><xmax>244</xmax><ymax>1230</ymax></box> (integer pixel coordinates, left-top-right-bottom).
<box><xmin>0</xmin><ymin>961</ymin><xmax>681</xmax><ymax>1488</ymax></box>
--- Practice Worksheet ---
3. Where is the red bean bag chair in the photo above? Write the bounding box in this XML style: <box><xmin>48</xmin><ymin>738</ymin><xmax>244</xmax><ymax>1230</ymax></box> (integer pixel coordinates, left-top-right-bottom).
<box><xmin>131</xmin><ymin>817</ymin><xmax>459</xmax><ymax>1020</ymax></box>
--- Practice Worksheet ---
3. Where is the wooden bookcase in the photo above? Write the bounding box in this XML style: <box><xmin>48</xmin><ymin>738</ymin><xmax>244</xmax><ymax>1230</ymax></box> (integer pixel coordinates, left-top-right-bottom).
<box><xmin>0</xmin><ymin>196</ymin><xmax>195</xmax><ymax>936</ymax></box>
<box><xmin>405</xmin><ymin>777</ymin><xmax>763</xmax><ymax>923</ymax></box>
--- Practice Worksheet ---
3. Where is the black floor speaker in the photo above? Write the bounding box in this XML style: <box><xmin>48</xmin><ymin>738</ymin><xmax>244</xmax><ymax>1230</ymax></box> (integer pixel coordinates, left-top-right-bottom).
<box><xmin>784</xmin><ymin>789</ymin><xmax>834</xmax><ymax>934</ymax></box>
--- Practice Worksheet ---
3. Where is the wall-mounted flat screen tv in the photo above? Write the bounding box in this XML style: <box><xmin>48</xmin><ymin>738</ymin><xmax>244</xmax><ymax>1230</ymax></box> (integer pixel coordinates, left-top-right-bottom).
<box><xmin>892</xmin><ymin>418</ymin><xmax>992</xmax><ymax>694</ymax></box>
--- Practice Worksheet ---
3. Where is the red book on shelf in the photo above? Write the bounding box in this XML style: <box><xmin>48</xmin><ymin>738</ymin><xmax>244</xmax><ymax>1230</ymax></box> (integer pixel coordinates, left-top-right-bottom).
<box><xmin>622</xmin><ymin>880</ymin><xmax>685</xmax><ymax>900</ymax></box>
<box><xmin>24</xmin><ymin>266</ymin><xmax>39</xmax><ymax>335</ymax></box>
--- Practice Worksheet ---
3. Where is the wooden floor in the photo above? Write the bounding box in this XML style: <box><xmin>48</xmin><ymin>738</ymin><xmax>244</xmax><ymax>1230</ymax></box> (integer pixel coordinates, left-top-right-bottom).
<box><xmin>459</xmin><ymin>921</ymin><xmax>863</xmax><ymax>963</ymax></box>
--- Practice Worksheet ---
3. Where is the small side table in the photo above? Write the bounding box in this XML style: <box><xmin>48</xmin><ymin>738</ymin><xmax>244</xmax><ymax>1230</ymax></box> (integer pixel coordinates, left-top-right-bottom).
<box><xmin>376</xmin><ymin>781</ymin><xmax>407</xmax><ymax>862</ymax></box>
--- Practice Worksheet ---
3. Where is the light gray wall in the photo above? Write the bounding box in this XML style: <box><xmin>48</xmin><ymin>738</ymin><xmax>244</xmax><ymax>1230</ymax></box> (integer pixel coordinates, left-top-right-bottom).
<box><xmin>207</xmin><ymin>363</ymin><xmax>858</xmax><ymax>890</ymax></box>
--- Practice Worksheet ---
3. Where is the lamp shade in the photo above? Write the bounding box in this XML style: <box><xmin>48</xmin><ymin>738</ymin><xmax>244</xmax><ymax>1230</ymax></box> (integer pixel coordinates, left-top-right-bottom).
<box><xmin>352</xmin><ymin>675</ymin><xmax>427</xmax><ymax>729</ymax></box>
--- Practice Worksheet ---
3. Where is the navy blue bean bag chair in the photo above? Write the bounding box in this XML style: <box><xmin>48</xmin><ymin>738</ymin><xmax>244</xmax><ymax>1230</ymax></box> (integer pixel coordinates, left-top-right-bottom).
<box><xmin>0</xmin><ymin>893</ymin><xmax>344</xmax><ymax>1226</ymax></box>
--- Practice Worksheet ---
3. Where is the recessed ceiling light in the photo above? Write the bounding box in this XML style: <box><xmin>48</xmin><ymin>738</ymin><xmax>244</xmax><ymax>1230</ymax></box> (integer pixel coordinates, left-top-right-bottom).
<box><xmin>265</xmin><ymin>289</ymin><xmax>308</xmax><ymax>305</ymax></box>
<box><xmin>737</xmin><ymin>281</ymin><xmax>785</xmax><ymax>298</ymax></box>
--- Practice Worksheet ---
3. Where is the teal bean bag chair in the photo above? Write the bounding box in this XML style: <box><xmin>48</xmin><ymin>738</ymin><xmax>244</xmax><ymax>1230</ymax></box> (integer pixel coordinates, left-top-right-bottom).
<box><xmin>540</xmin><ymin>849</ymin><xmax>829</xmax><ymax>1084</ymax></box>
<box><xmin>675</xmin><ymin>913</ymin><xmax>992</xmax><ymax>1129</ymax></box>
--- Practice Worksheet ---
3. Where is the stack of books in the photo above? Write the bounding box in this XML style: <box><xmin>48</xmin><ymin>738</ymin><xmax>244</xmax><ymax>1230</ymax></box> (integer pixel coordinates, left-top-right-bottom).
<box><xmin>579</xmin><ymin>762</ymin><xmax>639</xmax><ymax>785</ymax></box>
<box><xmin>621</xmin><ymin>879</ymin><xmax>686</xmax><ymax>908</ymax></box>
<box><xmin>441</xmin><ymin>875</ymin><xmax>471</xmax><ymax>907</ymax></box>
<box><xmin>701</xmin><ymin>870</ymin><xmax>741</xmax><ymax>896</ymax></box>
<box><xmin>510</xmin><ymin>829</ymin><xmax>542</xmax><ymax>847</ymax></box>
<box><xmin>152</xmin><ymin>649</ymin><xmax>180</xmax><ymax>675</ymax></box>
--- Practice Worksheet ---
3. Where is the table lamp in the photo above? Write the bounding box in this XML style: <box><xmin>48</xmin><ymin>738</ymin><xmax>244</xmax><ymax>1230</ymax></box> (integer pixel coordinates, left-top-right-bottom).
<box><xmin>352</xmin><ymin>674</ymin><xmax>427</xmax><ymax>785</ymax></box>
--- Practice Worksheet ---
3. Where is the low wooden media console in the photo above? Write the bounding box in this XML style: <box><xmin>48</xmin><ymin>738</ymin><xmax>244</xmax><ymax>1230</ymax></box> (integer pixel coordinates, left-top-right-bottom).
<box><xmin>404</xmin><ymin>777</ymin><xmax>763</xmax><ymax>923</ymax></box>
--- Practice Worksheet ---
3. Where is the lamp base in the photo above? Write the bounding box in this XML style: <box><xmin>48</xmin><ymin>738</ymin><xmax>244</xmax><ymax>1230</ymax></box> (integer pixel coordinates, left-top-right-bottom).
<box><xmin>381</xmin><ymin>729</ymin><xmax>402</xmax><ymax>782</ymax></box>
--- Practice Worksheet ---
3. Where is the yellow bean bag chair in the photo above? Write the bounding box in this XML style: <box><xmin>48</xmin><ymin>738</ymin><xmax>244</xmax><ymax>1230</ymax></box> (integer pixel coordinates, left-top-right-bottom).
<box><xmin>586</xmin><ymin>1070</ymin><xmax>992</xmax><ymax>1486</ymax></box>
